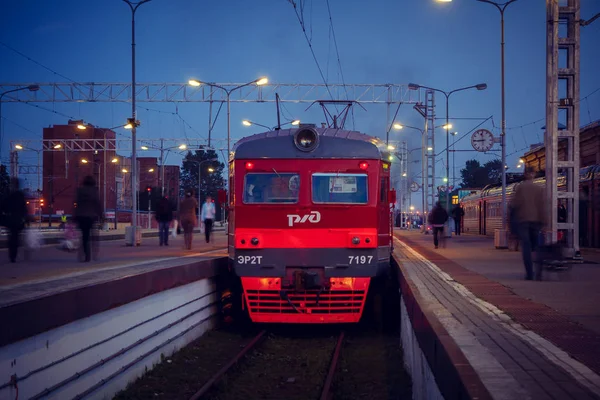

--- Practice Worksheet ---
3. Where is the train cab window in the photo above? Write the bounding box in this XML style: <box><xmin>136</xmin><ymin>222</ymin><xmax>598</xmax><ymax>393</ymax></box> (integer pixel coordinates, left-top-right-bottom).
<box><xmin>312</xmin><ymin>173</ymin><xmax>368</xmax><ymax>204</ymax></box>
<box><xmin>243</xmin><ymin>173</ymin><xmax>300</xmax><ymax>204</ymax></box>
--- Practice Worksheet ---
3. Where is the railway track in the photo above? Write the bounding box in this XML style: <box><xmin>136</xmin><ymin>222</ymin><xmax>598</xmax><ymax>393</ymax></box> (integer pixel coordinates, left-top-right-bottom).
<box><xmin>189</xmin><ymin>330</ymin><xmax>346</xmax><ymax>400</ymax></box>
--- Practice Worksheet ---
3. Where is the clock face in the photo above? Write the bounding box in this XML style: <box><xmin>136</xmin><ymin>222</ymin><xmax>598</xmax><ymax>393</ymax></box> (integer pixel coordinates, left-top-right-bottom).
<box><xmin>471</xmin><ymin>129</ymin><xmax>494</xmax><ymax>152</ymax></box>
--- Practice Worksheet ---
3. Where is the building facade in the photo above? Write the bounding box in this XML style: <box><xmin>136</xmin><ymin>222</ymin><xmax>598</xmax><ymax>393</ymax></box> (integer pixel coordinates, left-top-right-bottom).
<box><xmin>42</xmin><ymin>121</ymin><xmax>181</xmax><ymax>224</ymax></box>
<box><xmin>522</xmin><ymin>120</ymin><xmax>600</xmax><ymax>173</ymax></box>
<box><xmin>42</xmin><ymin>120</ymin><xmax>117</xmax><ymax>219</ymax></box>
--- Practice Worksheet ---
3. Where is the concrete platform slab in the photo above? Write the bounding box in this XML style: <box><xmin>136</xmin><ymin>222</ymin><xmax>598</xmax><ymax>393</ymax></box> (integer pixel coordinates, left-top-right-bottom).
<box><xmin>394</xmin><ymin>230</ymin><xmax>600</xmax><ymax>399</ymax></box>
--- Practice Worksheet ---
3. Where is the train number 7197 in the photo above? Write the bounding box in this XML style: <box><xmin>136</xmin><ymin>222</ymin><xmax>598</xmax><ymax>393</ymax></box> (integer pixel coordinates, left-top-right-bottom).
<box><xmin>348</xmin><ymin>256</ymin><xmax>373</xmax><ymax>264</ymax></box>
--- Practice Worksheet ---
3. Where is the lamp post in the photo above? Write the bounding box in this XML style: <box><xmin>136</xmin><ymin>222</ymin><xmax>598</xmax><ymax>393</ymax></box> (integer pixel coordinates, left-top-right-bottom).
<box><xmin>408</xmin><ymin>83</ymin><xmax>487</xmax><ymax>213</ymax></box>
<box><xmin>13</xmin><ymin>144</ymin><xmax>41</xmax><ymax>193</ymax></box>
<box><xmin>188</xmin><ymin>158</ymin><xmax>217</xmax><ymax>228</ymax></box>
<box><xmin>94</xmin><ymin>124</ymin><xmax>130</xmax><ymax>230</ymax></box>
<box><xmin>1</xmin><ymin>85</ymin><xmax>39</xmax><ymax>157</ymax></box>
<box><xmin>123</xmin><ymin>0</ymin><xmax>151</xmax><ymax>243</ymax></box>
<box><xmin>392</xmin><ymin>124</ymin><xmax>426</xmax><ymax>218</ymax></box>
<box><xmin>476</xmin><ymin>0</ymin><xmax>519</xmax><ymax>233</ymax></box>
<box><xmin>242</xmin><ymin>119</ymin><xmax>301</xmax><ymax>131</ymax></box>
<box><xmin>140</xmin><ymin>141</ymin><xmax>187</xmax><ymax>196</ymax></box>
<box><xmin>188</xmin><ymin>77</ymin><xmax>268</xmax><ymax>220</ymax></box>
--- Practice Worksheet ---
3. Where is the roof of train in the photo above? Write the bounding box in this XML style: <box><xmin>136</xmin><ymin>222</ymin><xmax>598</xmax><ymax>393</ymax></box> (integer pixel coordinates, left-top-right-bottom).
<box><xmin>231</xmin><ymin>127</ymin><xmax>391</xmax><ymax>161</ymax></box>
<box><xmin>460</xmin><ymin>164</ymin><xmax>600</xmax><ymax>203</ymax></box>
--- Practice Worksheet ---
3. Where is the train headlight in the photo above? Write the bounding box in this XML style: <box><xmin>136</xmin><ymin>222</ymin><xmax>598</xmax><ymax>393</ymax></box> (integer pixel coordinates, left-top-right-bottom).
<box><xmin>251</xmin><ymin>238</ymin><xmax>259</xmax><ymax>246</ymax></box>
<box><xmin>352</xmin><ymin>237</ymin><xmax>360</xmax><ymax>245</ymax></box>
<box><xmin>293</xmin><ymin>127</ymin><xmax>319</xmax><ymax>152</ymax></box>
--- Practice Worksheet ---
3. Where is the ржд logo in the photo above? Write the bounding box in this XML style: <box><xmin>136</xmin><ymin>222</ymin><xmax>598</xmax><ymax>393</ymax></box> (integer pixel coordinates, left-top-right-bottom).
<box><xmin>287</xmin><ymin>211</ymin><xmax>321</xmax><ymax>227</ymax></box>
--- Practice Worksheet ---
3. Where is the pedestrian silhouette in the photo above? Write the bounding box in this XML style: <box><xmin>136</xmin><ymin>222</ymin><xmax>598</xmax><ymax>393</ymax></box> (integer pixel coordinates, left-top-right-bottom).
<box><xmin>74</xmin><ymin>176</ymin><xmax>102</xmax><ymax>262</ymax></box>
<box><xmin>0</xmin><ymin>178</ymin><xmax>28</xmax><ymax>262</ymax></box>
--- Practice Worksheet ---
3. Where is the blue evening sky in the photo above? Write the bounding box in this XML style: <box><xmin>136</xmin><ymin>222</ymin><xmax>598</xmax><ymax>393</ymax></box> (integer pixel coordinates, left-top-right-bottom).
<box><xmin>1</xmin><ymin>0</ymin><xmax>599</xmax><ymax>205</ymax></box>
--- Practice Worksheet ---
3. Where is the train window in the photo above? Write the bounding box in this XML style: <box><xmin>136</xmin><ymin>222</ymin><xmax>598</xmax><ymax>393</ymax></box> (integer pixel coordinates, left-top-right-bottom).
<box><xmin>243</xmin><ymin>173</ymin><xmax>300</xmax><ymax>204</ymax></box>
<box><xmin>311</xmin><ymin>173</ymin><xmax>368</xmax><ymax>204</ymax></box>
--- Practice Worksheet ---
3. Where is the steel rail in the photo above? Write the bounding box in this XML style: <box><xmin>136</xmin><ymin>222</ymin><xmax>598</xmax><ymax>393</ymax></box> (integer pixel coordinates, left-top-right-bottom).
<box><xmin>188</xmin><ymin>330</ymin><xmax>267</xmax><ymax>400</ymax></box>
<box><xmin>320</xmin><ymin>331</ymin><xmax>345</xmax><ymax>400</ymax></box>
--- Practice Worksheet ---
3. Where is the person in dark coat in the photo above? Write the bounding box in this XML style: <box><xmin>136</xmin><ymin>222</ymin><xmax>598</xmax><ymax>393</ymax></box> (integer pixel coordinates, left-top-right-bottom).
<box><xmin>1</xmin><ymin>178</ymin><xmax>28</xmax><ymax>263</ymax></box>
<box><xmin>155</xmin><ymin>196</ymin><xmax>173</xmax><ymax>246</ymax></box>
<box><xmin>452</xmin><ymin>204</ymin><xmax>465</xmax><ymax>236</ymax></box>
<box><xmin>428</xmin><ymin>202</ymin><xmax>449</xmax><ymax>249</ymax></box>
<box><xmin>74</xmin><ymin>176</ymin><xmax>103</xmax><ymax>262</ymax></box>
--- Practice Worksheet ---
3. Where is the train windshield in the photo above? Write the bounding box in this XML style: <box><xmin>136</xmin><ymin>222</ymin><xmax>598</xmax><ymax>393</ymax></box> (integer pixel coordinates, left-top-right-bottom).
<box><xmin>312</xmin><ymin>173</ymin><xmax>368</xmax><ymax>204</ymax></box>
<box><xmin>243</xmin><ymin>173</ymin><xmax>300</xmax><ymax>204</ymax></box>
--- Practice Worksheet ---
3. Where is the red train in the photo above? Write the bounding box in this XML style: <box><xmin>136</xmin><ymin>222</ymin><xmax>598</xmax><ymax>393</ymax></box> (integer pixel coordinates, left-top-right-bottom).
<box><xmin>227</xmin><ymin>126</ymin><xmax>395</xmax><ymax>323</ymax></box>
<box><xmin>460</xmin><ymin>165</ymin><xmax>600</xmax><ymax>248</ymax></box>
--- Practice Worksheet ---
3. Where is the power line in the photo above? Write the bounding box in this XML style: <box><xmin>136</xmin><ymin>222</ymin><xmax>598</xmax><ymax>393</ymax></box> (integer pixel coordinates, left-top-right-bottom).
<box><xmin>325</xmin><ymin>0</ymin><xmax>352</xmax><ymax>128</ymax></box>
<box><xmin>504</xmin><ymin>86</ymin><xmax>599</xmax><ymax>131</ymax></box>
<box><xmin>289</xmin><ymin>0</ymin><xmax>335</xmax><ymax>101</ymax></box>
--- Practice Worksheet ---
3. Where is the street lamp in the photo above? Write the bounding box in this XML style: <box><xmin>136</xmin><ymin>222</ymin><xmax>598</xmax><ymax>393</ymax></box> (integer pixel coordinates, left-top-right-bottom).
<box><xmin>476</xmin><ymin>0</ymin><xmax>520</xmax><ymax>236</ymax></box>
<box><xmin>123</xmin><ymin>0</ymin><xmax>152</xmax><ymax>244</ymax></box>
<box><xmin>140</xmin><ymin>141</ymin><xmax>187</xmax><ymax>196</ymax></box>
<box><xmin>14</xmin><ymin>144</ymin><xmax>42</xmax><ymax>195</ymax></box>
<box><xmin>242</xmin><ymin>119</ymin><xmax>300</xmax><ymax>131</ymax></box>
<box><xmin>1</xmin><ymin>85</ymin><xmax>40</xmax><ymax>156</ymax></box>
<box><xmin>187</xmin><ymin>77</ymin><xmax>269</xmax><ymax>217</ymax></box>
<box><xmin>393</xmin><ymin>124</ymin><xmax>427</xmax><ymax>216</ymax></box>
<box><xmin>408</xmin><ymin>83</ymin><xmax>487</xmax><ymax>214</ymax></box>
<box><xmin>187</xmin><ymin>158</ymin><xmax>218</xmax><ymax>227</ymax></box>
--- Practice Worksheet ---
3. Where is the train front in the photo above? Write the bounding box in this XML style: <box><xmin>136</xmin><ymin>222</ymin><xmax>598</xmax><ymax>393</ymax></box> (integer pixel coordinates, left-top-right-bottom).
<box><xmin>229</xmin><ymin>126</ymin><xmax>392</xmax><ymax>323</ymax></box>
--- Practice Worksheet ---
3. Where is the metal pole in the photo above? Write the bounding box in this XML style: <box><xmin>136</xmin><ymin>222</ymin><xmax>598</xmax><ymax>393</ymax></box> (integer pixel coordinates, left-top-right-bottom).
<box><xmin>37</xmin><ymin>150</ymin><xmax>41</xmax><ymax>194</ymax></box>
<box><xmin>123</xmin><ymin>0</ymin><xmax>151</xmax><ymax>244</ymax></box>
<box><xmin>276</xmin><ymin>93</ymin><xmax>281</xmax><ymax>130</ymax></box>
<box><xmin>500</xmin><ymin>8</ymin><xmax>507</xmax><ymax>231</ymax></box>
<box><xmin>148</xmin><ymin>187</ymin><xmax>151</xmax><ymax>230</ymax></box>
<box><xmin>115</xmin><ymin>168</ymin><xmax>118</xmax><ymax>230</ymax></box>
<box><xmin>198</xmin><ymin>163</ymin><xmax>202</xmax><ymax>228</ymax></box>
<box><xmin>208</xmin><ymin>92</ymin><xmax>213</xmax><ymax>147</ymax></box>
<box><xmin>0</xmin><ymin>98</ymin><xmax>3</xmax><ymax>160</ymax></box>
<box><xmin>103</xmin><ymin>130</ymin><xmax>107</xmax><ymax>230</ymax></box>
<box><xmin>445</xmin><ymin>94</ymin><xmax>450</xmax><ymax>213</ymax></box>
<box><xmin>130</xmin><ymin>6</ymin><xmax>138</xmax><ymax>241</ymax></box>
<box><xmin>160</xmin><ymin>138</ymin><xmax>165</xmax><ymax>197</ymax></box>
<box><xmin>226</xmin><ymin>91</ymin><xmax>231</xmax><ymax>225</ymax></box>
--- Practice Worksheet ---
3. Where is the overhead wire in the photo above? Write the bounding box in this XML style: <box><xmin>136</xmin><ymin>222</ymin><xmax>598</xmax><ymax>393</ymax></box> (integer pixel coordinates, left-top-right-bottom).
<box><xmin>325</xmin><ymin>0</ymin><xmax>353</xmax><ymax>129</ymax></box>
<box><xmin>288</xmin><ymin>0</ymin><xmax>335</xmax><ymax>101</ymax></box>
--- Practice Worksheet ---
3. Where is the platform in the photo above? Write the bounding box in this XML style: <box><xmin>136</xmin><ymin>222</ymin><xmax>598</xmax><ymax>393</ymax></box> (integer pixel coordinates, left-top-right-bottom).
<box><xmin>0</xmin><ymin>232</ymin><xmax>228</xmax><ymax>308</ymax></box>
<box><xmin>394</xmin><ymin>229</ymin><xmax>600</xmax><ymax>399</ymax></box>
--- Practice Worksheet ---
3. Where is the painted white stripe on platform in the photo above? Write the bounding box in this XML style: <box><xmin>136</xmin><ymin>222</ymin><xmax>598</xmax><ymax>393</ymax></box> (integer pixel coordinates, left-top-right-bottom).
<box><xmin>396</xmin><ymin>240</ymin><xmax>530</xmax><ymax>400</ymax></box>
<box><xmin>395</xmin><ymin>237</ymin><xmax>600</xmax><ymax>396</ymax></box>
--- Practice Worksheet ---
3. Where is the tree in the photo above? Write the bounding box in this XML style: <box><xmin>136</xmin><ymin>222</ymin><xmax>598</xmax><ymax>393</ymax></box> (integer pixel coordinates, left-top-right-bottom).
<box><xmin>460</xmin><ymin>159</ymin><xmax>504</xmax><ymax>188</ymax></box>
<box><xmin>180</xmin><ymin>149</ymin><xmax>225</xmax><ymax>202</ymax></box>
<box><xmin>0</xmin><ymin>165</ymin><xmax>10</xmax><ymax>200</ymax></box>
<box><xmin>484</xmin><ymin>159</ymin><xmax>503</xmax><ymax>186</ymax></box>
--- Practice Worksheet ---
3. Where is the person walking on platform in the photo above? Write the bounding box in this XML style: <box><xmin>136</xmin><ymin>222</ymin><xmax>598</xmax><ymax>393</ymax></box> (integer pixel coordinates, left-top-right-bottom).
<box><xmin>510</xmin><ymin>167</ymin><xmax>546</xmax><ymax>280</ymax></box>
<box><xmin>0</xmin><ymin>178</ymin><xmax>28</xmax><ymax>263</ymax></box>
<box><xmin>179</xmin><ymin>190</ymin><xmax>197</xmax><ymax>250</ymax></box>
<box><xmin>155</xmin><ymin>196</ymin><xmax>173</xmax><ymax>246</ymax></box>
<box><xmin>428</xmin><ymin>202</ymin><xmax>448</xmax><ymax>249</ymax></box>
<box><xmin>201</xmin><ymin>195</ymin><xmax>215</xmax><ymax>244</ymax></box>
<box><xmin>452</xmin><ymin>204</ymin><xmax>465</xmax><ymax>236</ymax></box>
<box><xmin>74</xmin><ymin>176</ymin><xmax>103</xmax><ymax>262</ymax></box>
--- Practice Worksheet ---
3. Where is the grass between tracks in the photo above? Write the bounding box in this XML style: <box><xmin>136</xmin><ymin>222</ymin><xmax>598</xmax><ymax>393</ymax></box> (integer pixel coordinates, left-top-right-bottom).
<box><xmin>204</xmin><ymin>333</ymin><xmax>337</xmax><ymax>400</ymax></box>
<box><xmin>112</xmin><ymin>329</ymin><xmax>256</xmax><ymax>400</ymax></box>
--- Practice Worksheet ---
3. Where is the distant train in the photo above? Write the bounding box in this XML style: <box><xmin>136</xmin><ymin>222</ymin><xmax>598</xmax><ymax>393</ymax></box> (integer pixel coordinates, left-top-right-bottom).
<box><xmin>460</xmin><ymin>165</ymin><xmax>600</xmax><ymax>248</ymax></box>
<box><xmin>227</xmin><ymin>126</ymin><xmax>395</xmax><ymax>323</ymax></box>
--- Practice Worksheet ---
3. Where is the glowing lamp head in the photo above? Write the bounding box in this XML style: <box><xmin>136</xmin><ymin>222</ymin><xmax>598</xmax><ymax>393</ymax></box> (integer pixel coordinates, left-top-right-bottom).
<box><xmin>245</xmin><ymin>162</ymin><xmax>254</xmax><ymax>170</ymax></box>
<box><xmin>359</xmin><ymin>162</ymin><xmax>369</xmax><ymax>170</ymax></box>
